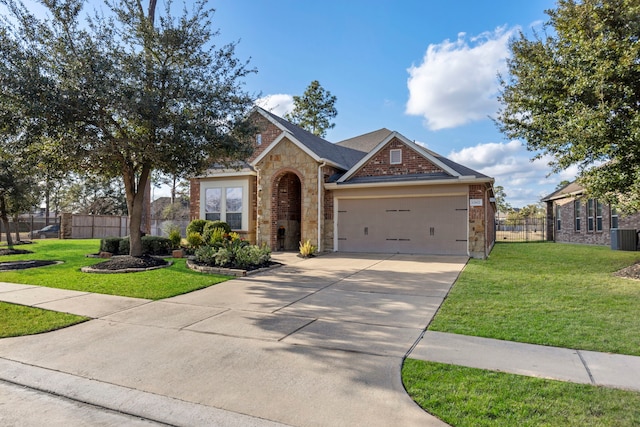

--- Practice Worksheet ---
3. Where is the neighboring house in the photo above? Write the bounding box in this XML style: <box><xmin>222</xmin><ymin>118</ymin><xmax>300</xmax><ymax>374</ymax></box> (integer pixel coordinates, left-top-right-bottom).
<box><xmin>190</xmin><ymin>107</ymin><xmax>496</xmax><ymax>258</ymax></box>
<box><xmin>542</xmin><ymin>181</ymin><xmax>640</xmax><ymax>246</ymax></box>
<box><xmin>151</xmin><ymin>196</ymin><xmax>189</xmax><ymax>220</ymax></box>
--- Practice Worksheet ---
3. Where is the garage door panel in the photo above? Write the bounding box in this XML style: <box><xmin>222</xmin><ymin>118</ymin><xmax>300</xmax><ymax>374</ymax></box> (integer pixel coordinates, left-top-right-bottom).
<box><xmin>337</xmin><ymin>197</ymin><xmax>467</xmax><ymax>255</ymax></box>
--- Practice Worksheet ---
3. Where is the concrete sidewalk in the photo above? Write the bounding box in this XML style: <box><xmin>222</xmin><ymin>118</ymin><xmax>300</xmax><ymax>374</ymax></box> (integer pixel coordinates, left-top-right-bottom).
<box><xmin>1</xmin><ymin>252</ymin><xmax>639</xmax><ymax>427</ymax></box>
<box><xmin>410</xmin><ymin>331</ymin><xmax>640</xmax><ymax>392</ymax></box>
<box><xmin>0</xmin><ymin>253</ymin><xmax>465</xmax><ymax>427</ymax></box>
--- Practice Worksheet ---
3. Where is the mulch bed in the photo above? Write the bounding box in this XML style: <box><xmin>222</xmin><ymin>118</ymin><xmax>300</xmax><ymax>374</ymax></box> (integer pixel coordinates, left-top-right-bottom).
<box><xmin>0</xmin><ymin>249</ymin><xmax>34</xmax><ymax>256</ymax></box>
<box><xmin>87</xmin><ymin>255</ymin><xmax>169</xmax><ymax>272</ymax></box>
<box><xmin>614</xmin><ymin>262</ymin><xmax>640</xmax><ymax>280</ymax></box>
<box><xmin>0</xmin><ymin>260</ymin><xmax>59</xmax><ymax>271</ymax></box>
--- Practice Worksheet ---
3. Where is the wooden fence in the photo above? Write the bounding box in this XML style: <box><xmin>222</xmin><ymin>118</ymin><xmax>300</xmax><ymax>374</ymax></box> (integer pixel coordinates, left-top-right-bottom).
<box><xmin>67</xmin><ymin>214</ymin><xmax>188</xmax><ymax>239</ymax></box>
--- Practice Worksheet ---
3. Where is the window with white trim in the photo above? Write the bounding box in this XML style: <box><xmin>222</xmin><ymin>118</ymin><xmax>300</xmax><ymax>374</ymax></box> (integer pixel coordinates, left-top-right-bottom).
<box><xmin>574</xmin><ymin>200</ymin><xmax>581</xmax><ymax>231</ymax></box>
<box><xmin>587</xmin><ymin>199</ymin><xmax>594</xmax><ymax>231</ymax></box>
<box><xmin>611</xmin><ymin>207</ymin><xmax>619</xmax><ymax>229</ymax></box>
<box><xmin>390</xmin><ymin>149</ymin><xmax>402</xmax><ymax>165</ymax></box>
<box><xmin>202</xmin><ymin>180</ymin><xmax>248</xmax><ymax>230</ymax></box>
<box><xmin>596</xmin><ymin>200</ymin><xmax>603</xmax><ymax>231</ymax></box>
<box><xmin>556</xmin><ymin>204</ymin><xmax>561</xmax><ymax>230</ymax></box>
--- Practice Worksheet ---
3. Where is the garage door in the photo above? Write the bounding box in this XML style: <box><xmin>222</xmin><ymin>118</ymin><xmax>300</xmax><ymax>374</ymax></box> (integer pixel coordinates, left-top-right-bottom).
<box><xmin>337</xmin><ymin>196</ymin><xmax>468</xmax><ymax>255</ymax></box>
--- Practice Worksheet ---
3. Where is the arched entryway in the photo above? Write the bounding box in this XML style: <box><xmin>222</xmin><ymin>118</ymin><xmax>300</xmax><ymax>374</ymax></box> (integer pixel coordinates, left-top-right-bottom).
<box><xmin>272</xmin><ymin>171</ymin><xmax>302</xmax><ymax>250</ymax></box>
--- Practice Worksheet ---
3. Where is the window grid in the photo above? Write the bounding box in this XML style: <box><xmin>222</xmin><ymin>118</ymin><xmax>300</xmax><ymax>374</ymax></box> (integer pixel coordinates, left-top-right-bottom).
<box><xmin>574</xmin><ymin>200</ymin><xmax>581</xmax><ymax>231</ymax></box>
<box><xmin>587</xmin><ymin>199</ymin><xmax>594</xmax><ymax>231</ymax></box>
<box><xmin>611</xmin><ymin>208</ymin><xmax>619</xmax><ymax>229</ymax></box>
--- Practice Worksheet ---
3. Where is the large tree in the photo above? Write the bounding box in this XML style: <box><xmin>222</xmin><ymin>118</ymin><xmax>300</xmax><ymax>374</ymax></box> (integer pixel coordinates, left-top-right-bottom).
<box><xmin>0</xmin><ymin>0</ymin><xmax>256</xmax><ymax>255</ymax></box>
<box><xmin>498</xmin><ymin>0</ymin><xmax>640</xmax><ymax>211</ymax></box>
<box><xmin>285</xmin><ymin>80</ymin><xmax>337</xmax><ymax>137</ymax></box>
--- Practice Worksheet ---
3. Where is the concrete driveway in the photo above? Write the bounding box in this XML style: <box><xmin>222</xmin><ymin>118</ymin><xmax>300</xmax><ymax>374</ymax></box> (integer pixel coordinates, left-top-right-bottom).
<box><xmin>0</xmin><ymin>253</ymin><xmax>467</xmax><ymax>427</ymax></box>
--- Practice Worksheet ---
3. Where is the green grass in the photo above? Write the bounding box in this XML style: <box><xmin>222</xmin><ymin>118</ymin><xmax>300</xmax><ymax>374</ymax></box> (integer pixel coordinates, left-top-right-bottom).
<box><xmin>0</xmin><ymin>301</ymin><xmax>88</xmax><ymax>338</ymax></box>
<box><xmin>429</xmin><ymin>242</ymin><xmax>640</xmax><ymax>356</ymax></box>
<box><xmin>402</xmin><ymin>359</ymin><xmax>640</xmax><ymax>427</ymax></box>
<box><xmin>0</xmin><ymin>239</ymin><xmax>230</xmax><ymax>299</ymax></box>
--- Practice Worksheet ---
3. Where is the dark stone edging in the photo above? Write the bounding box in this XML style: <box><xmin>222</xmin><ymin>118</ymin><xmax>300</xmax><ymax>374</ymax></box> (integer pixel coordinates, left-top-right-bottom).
<box><xmin>81</xmin><ymin>261</ymin><xmax>173</xmax><ymax>274</ymax></box>
<box><xmin>186</xmin><ymin>260</ymin><xmax>282</xmax><ymax>277</ymax></box>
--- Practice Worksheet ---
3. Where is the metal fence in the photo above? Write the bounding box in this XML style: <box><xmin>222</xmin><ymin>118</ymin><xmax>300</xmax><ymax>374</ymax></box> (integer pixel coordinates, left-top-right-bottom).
<box><xmin>495</xmin><ymin>217</ymin><xmax>546</xmax><ymax>242</ymax></box>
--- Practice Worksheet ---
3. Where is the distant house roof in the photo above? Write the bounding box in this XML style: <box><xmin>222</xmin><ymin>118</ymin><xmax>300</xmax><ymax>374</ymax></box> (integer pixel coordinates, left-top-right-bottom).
<box><xmin>541</xmin><ymin>181</ymin><xmax>585</xmax><ymax>202</ymax></box>
<box><xmin>255</xmin><ymin>107</ymin><xmax>366</xmax><ymax>170</ymax></box>
<box><xmin>335</xmin><ymin>128</ymin><xmax>393</xmax><ymax>152</ymax></box>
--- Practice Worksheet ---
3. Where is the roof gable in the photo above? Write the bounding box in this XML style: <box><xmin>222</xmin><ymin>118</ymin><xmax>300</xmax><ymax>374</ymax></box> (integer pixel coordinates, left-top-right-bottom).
<box><xmin>251</xmin><ymin>107</ymin><xmax>365</xmax><ymax>170</ymax></box>
<box><xmin>541</xmin><ymin>181</ymin><xmax>585</xmax><ymax>202</ymax></box>
<box><xmin>338</xmin><ymin>131</ymin><xmax>487</xmax><ymax>183</ymax></box>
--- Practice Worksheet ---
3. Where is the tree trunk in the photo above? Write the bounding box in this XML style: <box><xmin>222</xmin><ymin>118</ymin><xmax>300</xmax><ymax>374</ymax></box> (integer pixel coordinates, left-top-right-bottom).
<box><xmin>12</xmin><ymin>214</ymin><xmax>20</xmax><ymax>243</ymax></box>
<box><xmin>0</xmin><ymin>196</ymin><xmax>14</xmax><ymax>248</ymax></box>
<box><xmin>123</xmin><ymin>165</ymin><xmax>151</xmax><ymax>257</ymax></box>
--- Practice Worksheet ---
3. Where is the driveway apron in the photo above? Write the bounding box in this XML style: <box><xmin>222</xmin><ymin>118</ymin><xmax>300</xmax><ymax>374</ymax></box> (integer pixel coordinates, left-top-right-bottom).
<box><xmin>0</xmin><ymin>253</ymin><xmax>467</xmax><ymax>427</ymax></box>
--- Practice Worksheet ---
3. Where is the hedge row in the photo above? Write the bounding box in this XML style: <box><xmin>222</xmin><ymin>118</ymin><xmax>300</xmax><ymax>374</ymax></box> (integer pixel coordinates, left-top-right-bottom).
<box><xmin>100</xmin><ymin>236</ymin><xmax>172</xmax><ymax>256</ymax></box>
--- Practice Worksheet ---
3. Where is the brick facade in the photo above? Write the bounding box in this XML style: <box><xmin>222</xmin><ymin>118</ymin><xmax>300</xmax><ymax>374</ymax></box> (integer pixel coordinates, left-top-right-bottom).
<box><xmin>548</xmin><ymin>196</ymin><xmax>640</xmax><ymax>246</ymax></box>
<box><xmin>352</xmin><ymin>137</ymin><xmax>444</xmax><ymax>178</ymax></box>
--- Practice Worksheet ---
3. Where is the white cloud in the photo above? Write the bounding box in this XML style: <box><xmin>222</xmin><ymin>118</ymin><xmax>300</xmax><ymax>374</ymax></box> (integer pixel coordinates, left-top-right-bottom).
<box><xmin>448</xmin><ymin>140</ymin><xmax>578</xmax><ymax>208</ymax></box>
<box><xmin>406</xmin><ymin>26</ymin><xmax>517</xmax><ymax>130</ymax></box>
<box><xmin>255</xmin><ymin>94</ymin><xmax>294</xmax><ymax>117</ymax></box>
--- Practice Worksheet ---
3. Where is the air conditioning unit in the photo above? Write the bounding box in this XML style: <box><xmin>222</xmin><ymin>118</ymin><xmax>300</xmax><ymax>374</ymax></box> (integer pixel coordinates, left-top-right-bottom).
<box><xmin>611</xmin><ymin>229</ymin><xmax>637</xmax><ymax>251</ymax></box>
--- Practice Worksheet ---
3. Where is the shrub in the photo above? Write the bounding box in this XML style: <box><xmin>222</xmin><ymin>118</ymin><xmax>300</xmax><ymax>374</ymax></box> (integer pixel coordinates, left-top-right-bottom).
<box><xmin>208</xmin><ymin>220</ymin><xmax>231</xmax><ymax>234</ymax></box>
<box><xmin>141</xmin><ymin>236</ymin><xmax>171</xmax><ymax>255</ymax></box>
<box><xmin>235</xmin><ymin>244</ymin><xmax>271</xmax><ymax>269</ymax></box>
<box><xmin>118</xmin><ymin>237</ymin><xmax>130</xmax><ymax>255</ymax></box>
<box><xmin>202</xmin><ymin>223</ymin><xmax>226</xmax><ymax>246</ymax></box>
<box><xmin>194</xmin><ymin>245</ymin><xmax>217</xmax><ymax>265</ymax></box>
<box><xmin>168</xmin><ymin>228</ymin><xmax>182</xmax><ymax>249</ymax></box>
<box><xmin>214</xmin><ymin>247</ymin><xmax>232</xmax><ymax>266</ymax></box>
<box><xmin>187</xmin><ymin>231</ymin><xmax>204</xmax><ymax>249</ymax></box>
<box><xmin>100</xmin><ymin>237</ymin><xmax>121</xmax><ymax>254</ymax></box>
<box><xmin>186</xmin><ymin>219</ymin><xmax>208</xmax><ymax>236</ymax></box>
<box><xmin>299</xmin><ymin>240</ymin><xmax>317</xmax><ymax>257</ymax></box>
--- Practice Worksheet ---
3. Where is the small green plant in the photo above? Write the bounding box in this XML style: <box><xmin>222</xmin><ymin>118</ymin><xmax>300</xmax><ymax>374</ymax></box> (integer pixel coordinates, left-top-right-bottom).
<box><xmin>194</xmin><ymin>245</ymin><xmax>217</xmax><ymax>264</ymax></box>
<box><xmin>214</xmin><ymin>247</ymin><xmax>231</xmax><ymax>266</ymax></box>
<box><xmin>186</xmin><ymin>219</ymin><xmax>208</xmax><ymax>235</ymax></box>
<box><xmin>168</xmin><ymin>228</ymin><xmax>181</xmax><ymax>249</ymax></box>
<box><xmin>208</xmin><ymin>220</ymin><xmax>231</xmax><ymax>234</ymax></box>
<box><xmin>203</xmin><ymin>226</ymin><xmax>226</xmax><ymax>246</ymax></box>
<box><xmin>299</xmin><ymin>239</ymin><xmax>317</xmax><ymax>257</ymax></box>
<box><xmin>186</xmin><ymin>231</ymin><xmax>204</xmax><ymax>249</ymax></box>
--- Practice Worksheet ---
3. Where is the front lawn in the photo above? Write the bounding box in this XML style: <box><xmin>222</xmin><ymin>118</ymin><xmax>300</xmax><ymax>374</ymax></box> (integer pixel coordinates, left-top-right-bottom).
<box><xmin>429</xmin><ymin>242</ymin><xmax>640</xmax><ymax>356</ymax></box>
<box><xmin>403</xmin><ymin>359</ymin><xmax>640</xmax><ymax>427</ymax></box>
<box><xmin>0</xmin><ymin>239</ymin><xmax>230</xmax><ymax>299</ymax></box>
<box><xmin>0</xmin><ymin>302</ymin><xmax>88</xmax><ymax>338</ymax></box>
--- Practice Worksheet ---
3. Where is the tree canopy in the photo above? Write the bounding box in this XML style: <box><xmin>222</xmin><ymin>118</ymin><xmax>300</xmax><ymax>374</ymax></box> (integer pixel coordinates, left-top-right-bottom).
<box><xmin>0</xmin><ymin>0</ymin><xmax>256</xmax><ymax>255</ymax></box>
<box><xmin>497</xmin><ymin>0</ymin><xmax>640</xmax><ymax>211</ymax></box>
<box><xmin>285</xmin><ymin>80</ymin><xmax>337</xmax><ymax>137</ymax></box>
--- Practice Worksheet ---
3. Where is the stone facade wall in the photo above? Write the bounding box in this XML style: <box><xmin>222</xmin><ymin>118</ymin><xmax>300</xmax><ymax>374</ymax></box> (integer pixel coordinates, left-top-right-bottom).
<box><xmin>468</xmin><ymin>184</ymin><xmax>487</xmax><ymax>258</ymax></box>
<box><xmin>249</xmin><ymin>113</ymin><xmax>284</xmax><ymax>163</ymax></box>
<box><xmin>351</xmin><ymin>137</ymin><xmax>444</xmax><ymax>178</ymax></box>
<box><xmin>256</xmin><ymin>138</ymin><xmax>320</xmax><ymax>250</ymax></box>
<box><xmin>189</xmin><ymin>178</ymin><xmax>201</xmax><ymax>220</ymax></box>
<box><xmin>550</xmin><ymin>197</ymin><xmax>640</xmax><ymax>246</ymax></box>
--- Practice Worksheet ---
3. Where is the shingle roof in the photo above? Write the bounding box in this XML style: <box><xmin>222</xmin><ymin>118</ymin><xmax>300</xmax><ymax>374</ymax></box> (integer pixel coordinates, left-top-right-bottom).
<box><xmin>257</xmin><ymin>108</ymin><xmax>366</xmax><ymax>170</ymax></box>
<box><xmin>541</xmin><ymin>181</ymin><xmax>584</xmax><ymax>202</ymax></box>
<box><xmin>335</xmin><ymin>128</ymin><xmax>393</xmax><ymax>152</ymax></box>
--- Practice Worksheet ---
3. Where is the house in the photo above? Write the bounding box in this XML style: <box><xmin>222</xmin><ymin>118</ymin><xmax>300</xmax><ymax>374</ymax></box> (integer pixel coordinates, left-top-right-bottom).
<box><xmin>190</xmin><ymin>107</ymin><xmax>496</xmax><ymax>258</ymax></box>
<box><xmin>542</xmin><ymin>181</ymin><xmax>640</xmax><ymax>246</ymax></box>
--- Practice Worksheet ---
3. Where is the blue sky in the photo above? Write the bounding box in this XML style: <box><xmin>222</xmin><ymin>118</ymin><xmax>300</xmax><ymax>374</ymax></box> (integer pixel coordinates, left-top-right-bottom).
<box><xmin>7</xmin><ymin>0</ymin><xmax>575</xmax><ymax>207</ymax></box>
<box><xmin>205</xmin><ymin>0</ymin><xmax>577</xmax><ymax>208</ymax></box>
